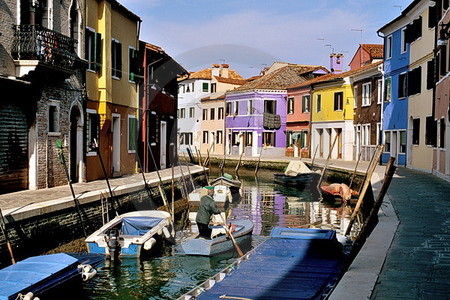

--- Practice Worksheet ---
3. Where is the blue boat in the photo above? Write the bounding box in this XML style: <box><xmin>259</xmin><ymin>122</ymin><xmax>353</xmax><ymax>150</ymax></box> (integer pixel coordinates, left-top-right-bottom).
<box><xmin>0</xmin><ymin>253</ymin><xmax>104</xmax><ymax>300</ymax></box>
<box><xmin>181</xmin><ymin>219</ymin><xmax>254</xmax><ymax>256</ymax></box>
<box><xmin>85</xmin><ymin>210</ymin><xmax>175</xmax><ymax>258</ymax></box>
<box><xmin>179</xmin><ymin>227</ymin><xmax>348</xmax><ymax>299</ymax></box>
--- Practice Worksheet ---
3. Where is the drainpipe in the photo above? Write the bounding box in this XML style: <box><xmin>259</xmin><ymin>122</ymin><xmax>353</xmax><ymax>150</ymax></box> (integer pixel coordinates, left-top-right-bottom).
<box><xmin>377</xmin><ymin>30</ymin><xmax>385</xmax><ymax>164</ymax></box>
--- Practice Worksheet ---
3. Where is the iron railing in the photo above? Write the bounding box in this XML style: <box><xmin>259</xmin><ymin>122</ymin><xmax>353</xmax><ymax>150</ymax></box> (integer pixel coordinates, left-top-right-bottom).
<box><xmin>12</xmin><ymin>24</ymin><xmax>79</xmax><ymax>72</ymax></box>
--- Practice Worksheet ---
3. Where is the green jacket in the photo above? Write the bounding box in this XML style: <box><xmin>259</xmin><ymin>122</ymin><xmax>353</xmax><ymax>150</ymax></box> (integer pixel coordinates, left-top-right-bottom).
<box><xmin>196</xmin><ymin>195</ymin><xmax>221</xmax><ymax>225</ymax></box>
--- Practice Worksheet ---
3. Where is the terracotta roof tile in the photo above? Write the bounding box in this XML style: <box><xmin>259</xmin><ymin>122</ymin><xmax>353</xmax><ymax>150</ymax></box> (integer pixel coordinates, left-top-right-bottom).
<box><xmin>214</xmin><ymin>76</ymin><xmax>248</xmax><ymax>85</ymax></box>
<box><xmin>189</xmin><ymin>67</ymin><xmax>244</xmax><ymax>80</ymax></box>
<box><xmin>361</xmin><ymin>44</ymin><xmax>384</xmax><ymax>59</ymax></box>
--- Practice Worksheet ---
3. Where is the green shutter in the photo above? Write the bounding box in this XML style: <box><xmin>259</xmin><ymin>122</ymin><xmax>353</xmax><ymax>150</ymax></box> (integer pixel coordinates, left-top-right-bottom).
<box><xmin>129</xmin><ymin>117</ymin><xmax>137</xmax><ymax>151</ymax></box>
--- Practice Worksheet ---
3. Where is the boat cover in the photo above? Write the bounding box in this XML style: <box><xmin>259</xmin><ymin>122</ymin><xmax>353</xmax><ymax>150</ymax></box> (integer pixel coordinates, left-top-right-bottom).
<box><xmin>121</xmin><ymin>217</ymin><xmax>163</xmax><ymax>235</ymax></box>
<box><xmin>0</xmin><ymin>253</ymin><xmax>78</xmax><ymax>300</ymax></box>
<box><xmin>284</xmin><ymin>161</ymin><xmax>311</xmax><ymax>176</ymax></box>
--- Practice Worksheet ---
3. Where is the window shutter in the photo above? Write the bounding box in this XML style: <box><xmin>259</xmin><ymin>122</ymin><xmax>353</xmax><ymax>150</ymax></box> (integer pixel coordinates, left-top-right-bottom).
<box><xmin>117</xmin><ymin>42</ymin><xmax>122</xmax><ymax>78</ymax></box>
<box><xmin>428</xmin><ymin>5</ymin><xmax>437</xmax><ymax>28</ymax></box>
<box><xmin>427</xmin><ymin>59</ymin><xmax>435</xmax><ymax>90</ymax></box>
<box><xmin>95</xmin><ymin>32</ymin><xmax>102</xmax><ymax>72</ymax></box>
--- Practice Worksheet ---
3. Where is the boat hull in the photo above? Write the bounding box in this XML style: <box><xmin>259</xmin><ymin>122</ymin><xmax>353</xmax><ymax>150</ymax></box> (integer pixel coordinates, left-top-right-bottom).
<box><xmin>181</xmin><ymin>219</ymin><xmax>253</xmax><ymax>256</ymax></box>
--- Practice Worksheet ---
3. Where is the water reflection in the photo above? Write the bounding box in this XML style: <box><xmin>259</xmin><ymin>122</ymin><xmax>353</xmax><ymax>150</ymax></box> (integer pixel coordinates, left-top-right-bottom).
<box><xmin>81</xmin><ymin>168</ymin><xmax>360</xmax><ymax>299</ymax></box>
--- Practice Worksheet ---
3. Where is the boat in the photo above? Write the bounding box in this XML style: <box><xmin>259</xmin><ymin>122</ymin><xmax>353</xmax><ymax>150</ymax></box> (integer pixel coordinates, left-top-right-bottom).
<box><xmin>274</xmin><ymin>161</ymin><xmax>319</xmax><ymax>187</ymax></box>
<box><xmin>0</xmin><ymin>253</ymin><xmax>104</xmax><ymax>300</ymax></box>
<box><xmin>209</xmin><ymin>173</ymin><xmax>241</xmax><ymax>189</ymax></box>
<box><xmin>181</xmin><ymin>219</ymin><xmax>254</xmax><ymax>256</ymax></box>
<box><xmin>178</xmin><ymin>227</ymin><xmax>349</xmax><ymax>300</ymax></box>
<box><xmin>320</xmin><ymin>183</ymin><xmax>359</xmax><ymax>204</ymax></box>
<box><xmin>85</xmin><ymin>210</ymin><xmax>175</xmax><ymax>258</ymax></box>
<box><xmin>188</xmin><ymin>185</ymin><xmax>233</xmax><ymax>209</ymax></box>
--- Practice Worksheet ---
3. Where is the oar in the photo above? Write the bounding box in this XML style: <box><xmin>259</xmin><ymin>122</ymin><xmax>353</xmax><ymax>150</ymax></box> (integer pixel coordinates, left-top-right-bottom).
<box><xmin>220</xmin><ymin>214</ymin><xmax>243</xmax><ymax>257</ymax></box>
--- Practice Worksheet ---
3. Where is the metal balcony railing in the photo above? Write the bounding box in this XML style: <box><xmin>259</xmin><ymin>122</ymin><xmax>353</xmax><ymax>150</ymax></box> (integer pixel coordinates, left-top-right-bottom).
<box><xmin>12</xmin><ymin>25</ymin><xmax>79</xmax><ymax>73</ymax></box>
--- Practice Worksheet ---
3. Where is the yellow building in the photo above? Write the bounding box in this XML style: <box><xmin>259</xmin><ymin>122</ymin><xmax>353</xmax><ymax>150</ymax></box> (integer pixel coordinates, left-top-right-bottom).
<box><xmin>85</xmin><ymin>0</ymin><xmax>141</xmax><ymax>180</ymax></box>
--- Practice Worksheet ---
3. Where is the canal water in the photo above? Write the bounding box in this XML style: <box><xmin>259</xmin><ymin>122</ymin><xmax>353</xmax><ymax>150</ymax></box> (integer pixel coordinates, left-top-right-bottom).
<box><xmin>78</xmin><ymin>168</ymin><xmax>359</xmax><ymax>299</ymax></box>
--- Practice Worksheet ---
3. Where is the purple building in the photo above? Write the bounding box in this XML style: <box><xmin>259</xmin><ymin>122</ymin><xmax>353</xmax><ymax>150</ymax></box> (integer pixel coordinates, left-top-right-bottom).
<box><xmin>225</xmin><ymin>63</ymin><xmax>328</xmax><ymax>157</ymax></box>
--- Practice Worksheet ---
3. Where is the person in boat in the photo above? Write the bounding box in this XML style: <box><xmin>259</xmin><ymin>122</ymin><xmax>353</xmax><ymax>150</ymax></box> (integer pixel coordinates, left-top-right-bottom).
<box><xmin>196</xmin><ymin>186</ymin><xmax>222</xmax><ymax>239</ymax></box>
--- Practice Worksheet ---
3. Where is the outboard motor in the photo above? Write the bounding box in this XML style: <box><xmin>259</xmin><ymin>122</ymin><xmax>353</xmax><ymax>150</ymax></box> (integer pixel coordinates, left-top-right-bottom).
<box><xmin>107</xmin><ymin>229</ymin><xmax>120</xmax><ymax>261</ymax></box>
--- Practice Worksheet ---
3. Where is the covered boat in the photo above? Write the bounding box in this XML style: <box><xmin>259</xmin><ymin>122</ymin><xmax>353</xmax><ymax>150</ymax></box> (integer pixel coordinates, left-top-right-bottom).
<box><xmin>181</xmin><ymin>219</ymin><xmax>254</xmax><ymax>256</ymax></box>
<box><xmin>0</xmin><ymin>253</ymin><xmax>104</xmax><ymax>300</ymax></box>
<box><xmin>85</xmin><ymin>210</ymin><xmax>174</xmax><ymax>258</ymax></box>
<box><xmin>210</xmin><ymin>173</ymin><xmax>241</xmax><ymax>189</ymax></box>
<box><xmin>274</xmin><ymin>161</ymin><xmax>319</xmax><ymax>187</ymax></box>
<box><xmin>320</xmin><ymin>183</ymin><xmax>359</xmax><ymax>204</ymax></box>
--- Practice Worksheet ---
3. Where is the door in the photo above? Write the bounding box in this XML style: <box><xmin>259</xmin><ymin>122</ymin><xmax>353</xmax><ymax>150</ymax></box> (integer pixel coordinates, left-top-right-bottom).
<box><xmin>391</xmin><ymin>131</ymin><xmax>398</xmax><ymax>164</ymax></box>
<box><xmin>112</xmin><ymin>114</ymin><xmax>120</xmax><ymax>174</ymax></box>
<box><xmin>160</xmin><ymin>121</ymin><xmax>167</xmax><ymax>169</ymax></box>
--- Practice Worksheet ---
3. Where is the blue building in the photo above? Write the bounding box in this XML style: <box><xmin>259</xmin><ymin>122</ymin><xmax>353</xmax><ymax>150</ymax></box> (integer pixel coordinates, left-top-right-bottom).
<box><xmin>378</xmin><ymin>8</ymin><xmax>411</xmax><ymax>166</ymax></box>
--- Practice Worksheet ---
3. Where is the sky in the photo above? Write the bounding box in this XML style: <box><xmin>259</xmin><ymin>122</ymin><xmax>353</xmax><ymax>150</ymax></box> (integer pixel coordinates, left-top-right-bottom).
<box><xmin>119</xmin><ymin>0</ymin><xmax>413</xmax><ymax>78</ymax></box>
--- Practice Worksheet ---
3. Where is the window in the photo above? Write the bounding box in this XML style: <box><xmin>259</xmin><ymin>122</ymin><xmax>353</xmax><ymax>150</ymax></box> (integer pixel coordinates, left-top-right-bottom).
<box><xmin>405</xmin><ymin>17</ymin><xmax>422</xmax><ymax>44</ymax></box>
<box><xmin>353</xmin><ymin>86</ymin><xmax>358</xmax><ymax>108</ymax></box>
<box><xmin>302</xmin><ymin>95</ymin><xmax>310</xmax><ymax>113</ymax></box>
<box><xmin>111</xmin><ymin>39</ymin><xmax>122</xmax><ymax>78</ymax></box>
<box><xmin>385</xmin><ymin>77</ymin><xmax>392</xmax><ymax>102</ymax></box>
<box><xmin>384</xmin><ymin>131</ymin><xmax>391</xmax><ymax>152</ymax></box>
<box><xmin>48</xmin><ymin>100</ymin><xmax>60</xmax><ymax>134</ymax></box>
<box><xmin>211</xmin><ymin>83</ymin><xmax>217</xmax><ymax>93</ymax></box>
<box><xmin>180</xmin><ymin>108</ymin><xmax>185</xmax><ymax>118</ymax></box>
<box><xmin>248</xmin><ymin>100</ymin><xmax>253</xmax><ymax>115</ymax></box>
<box><xmin>439</xmin><ymin>118</ymin><xmax>446</xmax><ymax>148</ymax></box>
<box><xmin>210</xmin><ymin>108</ymin><xmax>215</xmax><ymax>120</ymax></box>
<box><xmin>286</xmin><ymin>131</ymin><xmax>293</xmax><ymax>147</ymax></box>
<box><xmin>226</xmin><ymin>102</ymin><xmax>232</xmax><ymax>116</ymax></box>
<box><xmin>264</xmin><ymin>100</ymin><xmax>276</xmax><ymax>114</ymax></box>
<box><xmin>401</xmin><ymin>27</ymin><xmax>407</xmax><ymax>53</ymax></box>
<box><xmin>408</xmin><ymin>66</ymin><xmax>422</xmax><ymax>95</ymax></box>
<box><xmin>128</xmin><ymin>115</ymin><xmax>137</xmax><ymax>152</ymax></box>
<box><xmin>218</xmin><ymin>107</ymin><xmax>224</xmax><ymax>119</ymax></box>
<box><xmin>216</xmin><ymin>130</ymin><xmax>223</xmax><ymax>144</ymax></box>
<box><xmin>287</xmin><ymin>97</ymin><xmax>294</xmax><ymax>114</ymax></box>
<box><xmin>202</xmin><ymin>82</ymin><xmax>209</xmax><ymax>92</ymax></box>
<box><xmin>85</xmin><ymin>28</ymin><xmax>101</xmax><ymax>72</ymax></box>
<box><xmin>426</xmin><ymin>116</ymin><xmax>437</xmax><ymax>146</ymax></box>
<box><xmin>362</xmin><ymin>124</ymin><xmax>371</xmax><ymax>145</ymax></box>
<box><xmin>189</xmin><ymin>107</ymin><xmax>195</xmax><ymax>118</ymax></box>
<box><xmin>202</xmin><ymin>131</ymin><xmax>209</xmax><ymax>144</ymax></box>
<box><xmin>398</xmin><ymin>73</ymin><xmax>407</xmax><ymax>99</ymax></box>
<box><xmin>234</xmin><ymin>101</ymin><xmax>239</xmax><ymax>115</ymax></box>
<box><xmin>180</xmin><ymin>133</ymin><xmax>193</xmax><ymax>145</ymax></box>
<box><xmin>202</xmin><ymin>109</ymin><xmax>208</xmax><ymax>120</ymax></box>
<box><xmin>412</xmin><ymin>118</ymin><xmax>420</xmax><ymax>145</ymax></box>
<box><xmin>262</xmin><ymin>132</ymin><xmax>275</xmax><ymax>147</ymax></box>
<box><xmin>128</xmin><ymin>47</ymin><xmax>139</xmax><ymax>82</ymax></box>
<box><xmin>440</xmin><ymin>45</ymin><xmax>447</xmax><ymax>76</ymax></box>
<box><xmin>386</xmin><ymin>35</ymin><xmax>393</xmax><ymax>59</ymax></box>
<box><xmin>87</xmin><ymin>110</ymin><xmax>100</xmax><ymax>153</ymax></box>
<box><xmin>316</xmin><ymin>94</ymin><xmax>322</xmax><ymax>112</ymax></box>
<box><xmin>376</xmin><ymin>122</ymin><xmax>382</xmax><ymax>145</ymax></box>
<box><xmin>245</xmin><ymin>132</ymin><xmax>253</xmax><ymax>147</ymax></box>
<box><xmin>186</xmin><ymin>84</ymin><xmax>191</xmax><ymax>93</ymax></box>
<box><xmin>362</xmin><ymin>83</ymin><xmax>371</xmax><ymax>106</ymax></box>
<box><xmin>399</xmin><ymin>131</ymin><xmax>407</xmax><ymax>153</ymax></box>
<box><xmin>231</xmin><ymin>132</ymin><xmax>240</xmax><ymax>146</ymax></box>
<box><xmin>334</xmin><ymin>92</ymin><xmax>343</xmax><ymax>111</ymax></box>
<box><xmin>377</xmin><ymin>79</ymin><xmax>383</xmax><ymax>104</ymax></box>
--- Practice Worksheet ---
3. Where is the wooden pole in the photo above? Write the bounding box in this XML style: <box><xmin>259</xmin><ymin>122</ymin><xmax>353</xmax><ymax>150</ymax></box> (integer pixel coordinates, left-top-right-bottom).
<box><xmin>0</xmin><ymin>208</ymin><xmax>15</xmax><ymax>264</ymax></box>
<box><xmin>182</xmin><ymin>152</ymin><xmax>196</xmax><ymax>190</ymax></box>
<box><xmin>56</xmin><ymin>140</ymin><xmax>88</xmax><ymax>237</ymax></box>
<box><xmin>235</xmin><ymin>151</ymin><xmax>244</xmax><ymax>176</ymax></box>
<box><xmin>220</xmin><ymin>214</ymin><xmax>244</xmax><ymax>257</ymax></box>
<box><xmin>317</xmin><ymin>134</ymin><xmax>339</xmax><ymax>189</ymax></box>
<box><xmin>345</xmin><ymin>145</ymin><xmax>384</xmax><ymax>236</ymax></box>
<box><xmin>254</xmin><ymin>148</ymin><xmax>264</xmax><ymax>177</ymax></box>
<box><xmin>171</xmin><ymin>165</ymin><xmax>175</xmax><ymax>220</ymax></box>
<box><xmin>311</xmin><ymin>144</ymin><xmax>319</xmax><ymax>168</ymax></box>
<box><xmin>147</xmin><ymin>142</ymin><xmax>169</xmax><ymax>208</ymax></box>
<box><xmin>178</xmin><ymin>163</ymin><xmax>189</xmax><ymax>197</ymax></box>
<box><xmin>349</xmin><ymin>151</ymin><xmax>363</xmax><ymax>189</ymax></box>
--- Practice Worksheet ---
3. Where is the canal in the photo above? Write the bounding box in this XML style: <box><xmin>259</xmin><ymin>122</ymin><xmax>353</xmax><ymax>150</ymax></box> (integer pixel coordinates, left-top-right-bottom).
<box><xmin>76</xmin><ymin>167</ymin><xmax>362</xmax><ymax>299</ymax></box>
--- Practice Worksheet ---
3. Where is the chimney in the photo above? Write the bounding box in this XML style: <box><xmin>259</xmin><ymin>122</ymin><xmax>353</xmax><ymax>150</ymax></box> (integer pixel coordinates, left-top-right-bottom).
<box><xmin>330</xmin><ymin>53</ymin><xmax>344</xmax><ymax>74</ymax></box>
<box><xmin>220</xmin><ymin>64</ymin><xmax>229</xmax><ymax>78</ymax></box>
<box><xmin>212</xmin><ymin>64</ymin><xmax>220</xmax><ymax>77</ymax></box>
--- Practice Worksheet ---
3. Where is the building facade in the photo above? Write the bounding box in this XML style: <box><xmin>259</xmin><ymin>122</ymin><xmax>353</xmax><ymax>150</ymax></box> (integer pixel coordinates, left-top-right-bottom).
<box><xmin>0</xmin><ymin>0</ymin><xmax>85</xmax><ymax>193</ymax></box>
<box><xmin>85</xmin><ymin>0</ymin><xmax>141</xmax><ymax>180</ymax></box>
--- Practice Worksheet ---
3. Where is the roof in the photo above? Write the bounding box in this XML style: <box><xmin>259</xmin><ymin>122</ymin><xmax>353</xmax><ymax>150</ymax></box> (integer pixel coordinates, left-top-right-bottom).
<box><xmin>378</xmin><ymin>0</ymin><xmax>421</xmax><ymax>33</ymax></box>
<box><xmin>214</xmin><ymin>76</ymin><xmax>248</xmax><ymax>85</ymax></box>
<box><xmin>109</xmin><ymin>0</ymin><xmax>141</xmax><ymax>22</ymax></box>
<box><xmin>188</xmin><ymin>67</ymin><xmax>244</xmax><ymax>80</ymax></box>
<box><xmin>361</xmin><ymin>44</ymin><xmax>384</xmax><ymax>59</ymax></box>
<box><xmin>232</xmin><ymin>65</ymin><xmax>328</xmax><ymax>92</ymax></box>
<box><xmin>141</xmin><ymin>41</ymin><xmax>188</xmax><ymax>75</ymax></box>
<box><xmin>288</xmin><ymin>61</ymin><xmax>382</xmax><ymax>89</ymax></box>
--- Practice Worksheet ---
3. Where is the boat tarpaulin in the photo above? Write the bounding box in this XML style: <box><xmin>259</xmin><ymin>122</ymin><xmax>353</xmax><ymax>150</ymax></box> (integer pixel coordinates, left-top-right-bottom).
<box><xmin>121</xmin><ymin>217</ymin><xmax>163</xmax><ymax>235</ymax></box>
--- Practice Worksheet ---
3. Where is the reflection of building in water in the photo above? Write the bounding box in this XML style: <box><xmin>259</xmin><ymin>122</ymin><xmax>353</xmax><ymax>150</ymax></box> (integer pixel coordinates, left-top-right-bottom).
<box><xmin>308</xmin><ymin>202</ymin><xmax>354</xmax><ymax>236</ymax></box>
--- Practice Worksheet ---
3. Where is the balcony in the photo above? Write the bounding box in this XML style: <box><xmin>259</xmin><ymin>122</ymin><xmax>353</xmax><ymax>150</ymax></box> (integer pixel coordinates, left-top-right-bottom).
<box><xmin>12</xmin><ymin>25</ymin><xmax>80</xmax><ymax>76</ymax></box>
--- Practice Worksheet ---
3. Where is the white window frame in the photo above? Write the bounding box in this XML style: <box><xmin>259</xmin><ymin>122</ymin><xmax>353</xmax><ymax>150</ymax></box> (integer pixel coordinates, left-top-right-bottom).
<box><xmin>287</xmin><ymin>97</ymin><xmax>294</xmax><ymax>114</ymax></box>
<box><xmin>86</xmin><ymin>27</ymin><xmax>96</xmax><ymax>72</ymax></box>
<box><xmin>189</xmin><ymin>107</ymin><xmax>195</xmax><ymax>118</ymax></box>
<box><xmin>86</xmin><ymin>109</ymin><xmax>99</xmax><ymax>156</ymax></box>
<box><xmin>377</xmin><ymin>79</ymin><xmax>383</xmax><ymax>104</ymax></box>
<box><xmin>362</xmin><ymin>82</ymin><xmax>372</xmax><ymax>107</ymax></box>
<box><xmin>386</xmin><ymin>35</ymin><xmax>393</xmax><ymax>59</ymax></box>
<box><xmin>401</xmin><ymin>27</ymin><xmax>407</xmax><ymax>54</ymax></box>
<box><xmin>362</xmin><ymin>123</ymin><xmax>371</xmax><ymax>145</ymax></box>
<box><xmin>316</xmin><ymin>94</ymin><xmax>322</xmax><ymax>112</ymax></box>
<box><xmin>111</xmin><ymin>38</ymin><xmax>121</xmax><ymax>79</ymax></box>
<box><xmin>353</xmin><ymin>86</ymin><xmax>358</xmax><ymax>108</ymax></box>
<box><xmin>48</xmin><ymin>99</ymin><xmax>60</xmax><ymax>136</ymax></box>
<box><xmin>128</xmin><ymin>46</ymin><xmax>136</xmax><ymax>83</ymax></box>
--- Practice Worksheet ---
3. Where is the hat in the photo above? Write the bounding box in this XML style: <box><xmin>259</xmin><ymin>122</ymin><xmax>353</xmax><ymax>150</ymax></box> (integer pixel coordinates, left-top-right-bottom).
<box><xmin>204</xmin><ymin>186</ymin><xmax>215</xmax><ymax>190</ymax></box>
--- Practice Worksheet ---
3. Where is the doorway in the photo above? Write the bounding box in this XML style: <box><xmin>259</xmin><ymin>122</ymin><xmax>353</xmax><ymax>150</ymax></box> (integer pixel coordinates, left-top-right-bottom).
<box><xmin>70</xmin><ymin>106</ymin><xmax>83</xmax><ymax>182</ymax></box>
